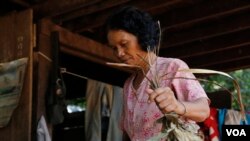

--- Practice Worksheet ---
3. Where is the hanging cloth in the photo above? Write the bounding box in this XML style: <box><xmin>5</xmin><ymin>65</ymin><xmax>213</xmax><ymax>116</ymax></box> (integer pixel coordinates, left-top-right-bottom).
<box><xmin>203</xmin><ymin>108</ymin><xmax>219</xmax><ymax>141</ymax></box>
<box><xmin>85</xmin><ymin>79</ymin><xmax>123</xmax><ymax>141</ymax></box>
<box><xmin>37</xmin><ymin>115</ymin><xmax>51</xmax><ymax>141</ymax></box>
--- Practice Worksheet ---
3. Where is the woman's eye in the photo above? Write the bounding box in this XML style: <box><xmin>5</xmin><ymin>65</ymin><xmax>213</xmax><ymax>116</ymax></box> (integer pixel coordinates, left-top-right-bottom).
<box><xmin>113</xmin><ymin>47</ymin><xmax>118</xmax><ymax>53</ymax></box>
<box><xmin>111</xmin><ymin>46</ymin><xmax>118</xmax><ymax>53</ymax></box>
<box><xmin>121</xmin><ymin>42</ymin><xmax>127</xmax><ymax>48</ymax></box>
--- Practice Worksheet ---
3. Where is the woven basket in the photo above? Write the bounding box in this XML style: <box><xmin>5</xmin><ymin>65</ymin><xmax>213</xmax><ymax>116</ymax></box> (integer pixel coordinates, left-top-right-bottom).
<box><xmin>0</xmin><ymin>57</ymin><xmax>28</xmax><ymax>128</ymax></box>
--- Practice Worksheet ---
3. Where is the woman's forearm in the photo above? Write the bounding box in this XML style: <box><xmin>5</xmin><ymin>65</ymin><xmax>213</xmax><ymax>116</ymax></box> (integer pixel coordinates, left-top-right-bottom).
<box><xmin>180</xmin><ymin>97</ymin><xmax>210</xmax><ymax>122</ymax></box>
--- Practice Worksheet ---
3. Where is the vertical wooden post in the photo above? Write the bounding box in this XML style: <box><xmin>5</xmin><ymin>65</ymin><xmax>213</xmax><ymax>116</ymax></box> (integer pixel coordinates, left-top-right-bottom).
<box><xmin>0</xmin><ymin>9</ymin><xmax>33</xmax><ymax>141</ymax></box>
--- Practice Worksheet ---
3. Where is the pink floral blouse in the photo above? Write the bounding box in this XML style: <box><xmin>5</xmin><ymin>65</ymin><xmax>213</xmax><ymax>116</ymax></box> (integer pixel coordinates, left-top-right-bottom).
<box><xmin>122</xmin><ymin>57</ymin><xmax>208</xmax><ymax>141</ymax></box>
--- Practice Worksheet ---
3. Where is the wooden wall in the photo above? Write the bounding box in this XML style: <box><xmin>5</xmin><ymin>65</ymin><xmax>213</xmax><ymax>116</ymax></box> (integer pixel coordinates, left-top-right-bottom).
<box><xmin>0</xmin><ymin>9</ymin><xmax>33</xmax><ymax>141</ymax></box>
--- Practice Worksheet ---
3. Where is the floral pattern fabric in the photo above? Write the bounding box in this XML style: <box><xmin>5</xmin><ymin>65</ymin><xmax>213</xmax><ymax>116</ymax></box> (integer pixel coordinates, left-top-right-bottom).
<box><xmin>122</xmin><ymin>57</ymin><xmax>208</xmax><ymax>141</ymax></box>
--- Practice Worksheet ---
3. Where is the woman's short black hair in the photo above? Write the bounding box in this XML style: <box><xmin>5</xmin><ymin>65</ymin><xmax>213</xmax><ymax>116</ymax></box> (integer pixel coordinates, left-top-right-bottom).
<box><xmin>105</xmin><ymin>6</ymin><xmax>160</xmax><ymax>51</ymax></box>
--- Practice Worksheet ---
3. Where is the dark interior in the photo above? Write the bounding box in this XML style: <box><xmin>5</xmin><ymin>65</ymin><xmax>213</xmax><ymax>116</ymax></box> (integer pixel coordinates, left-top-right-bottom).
<box><xmin>0</xmin><ymin>0</ymin><xmax>248</xmax><ymax>140</ymax></box>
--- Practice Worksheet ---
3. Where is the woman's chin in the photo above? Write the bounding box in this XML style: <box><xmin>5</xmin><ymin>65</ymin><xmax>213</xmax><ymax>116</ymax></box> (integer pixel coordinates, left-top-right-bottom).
<box><xmin>125</xmin><ymin>61</ymin><xmax>134</xmax><ymax>65</ymax></box>
<box><xmin>123</xmin><ymin>59</ymin><xmax>137</xmax><ymax>66</ymax></box>
<box><xmin>123</xmin><ymin>60</ymin><xmax>130</xmax><ymax>64</ymax></box>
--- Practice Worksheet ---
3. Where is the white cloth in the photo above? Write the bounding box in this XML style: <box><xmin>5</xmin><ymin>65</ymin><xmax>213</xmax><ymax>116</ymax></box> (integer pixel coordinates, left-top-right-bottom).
<box><xmin>37</xmin><ymin>115</ymin><xmax>51</xmax><ymax>141</ymax></box>
<box><xmin>224</xmin><ymin>109</ymin><xmax>243</xmax><ymax>125</ymax></box>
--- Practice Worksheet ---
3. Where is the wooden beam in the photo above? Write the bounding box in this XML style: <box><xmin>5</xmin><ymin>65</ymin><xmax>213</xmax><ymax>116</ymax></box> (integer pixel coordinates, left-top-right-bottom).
<box><xmin>60</xmin><ymin>53</ymin><xmax>129</xmax><ymax>87</ymax></box>
<box><xmin>10</xmin><ymin>0</ymin><xmax>30</xmax><ymax>7</ymax></box>
<box><xmin>38</xmin><ymin>19</ymin><xmax>119</xmax><ymax>65</ymax></box>
<box><xmin>183</xmin><ymin>44</ymin><xmax>250</xmax><ymax>68</ymax></box>
<box><xmin>158</xmin><ymin>0</ymin><xmax>250</xmax><ymax>32</ymax></box>
<box><xmin>0</xmin><ymin>9</ymin><xmax>33</xmax><ymax>141</ymax></box>
<box><xmin>160</xmin><ymin>28</ymin><xmax>250</xmax><ymax>58</ymax></box>
<box><xmin>203</xmin><ymin>57</ymin><xmax>250</xmax><ymax>72</ymax></box>
<box><xmin>163</xmin><ymin>12</ymin><xmax>250</xmax><ymax>48</ymax></box>
<box><xmin>33</xmin><ymin>0</ymin><xmax>101</xmax><ymax>19</ymax></box>
<box><xmin>53</xmin><ymin>0</ymin><xmax>131</xmax><ymax>23</ymax></box>
<box><xmin>61</xmin><ymin>0</ymin><xmax>186</xmax><ymax>32</ymax></box>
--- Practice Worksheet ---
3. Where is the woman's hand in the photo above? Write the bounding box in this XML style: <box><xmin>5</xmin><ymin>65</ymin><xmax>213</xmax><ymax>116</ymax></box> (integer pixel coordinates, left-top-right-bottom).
<box><xmin>146</xmin><ymin>87</ymin><xmax>185</xmax><ymax>115</ymax></box>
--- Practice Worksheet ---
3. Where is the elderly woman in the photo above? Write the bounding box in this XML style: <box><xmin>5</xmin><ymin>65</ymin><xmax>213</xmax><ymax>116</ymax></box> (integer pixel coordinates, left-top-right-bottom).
<box><xmin>105</xmin><ymin>6</ymin><xmax>210</xmax><ymax>141</ymax></box>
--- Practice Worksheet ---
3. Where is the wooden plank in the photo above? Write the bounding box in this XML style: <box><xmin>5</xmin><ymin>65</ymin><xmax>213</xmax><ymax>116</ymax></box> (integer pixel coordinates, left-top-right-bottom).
<box><xmin>10</xmin><ymin>0</ymin><xmax>30</xmax><ymax>7</ymax></box>
<box><xmin>183</xmin><ymin>44</ymin><xmax>250</xmax><ymax>68</ymax></box>
<box><xmin>61</xmin><ymin>0</ymin><xmax>250</xmax><ymax>32</ymax></box>
<box><xmin>159</xmin><ymin>0</ymin><xmax>250</xmax><ymax>32</ymax></box>
<box><xmin>32</xmin><ymin>51</ymin><xmax>52</xmax><ymax>125</ymax></box>
<box><xmin>33</xmin><ymin>0</ymin><xmax>100</xmax><ymax>19</ymax></box>
<box><xmin>203</xmin><ymin>57</ymin><xmax>250</xmax><ymax>72</ymax></box>
<box><xmin>53</xmin><ymin>0</ymin><xmax>130</xmax><ymax>23</ymax></box>
<box><xmin>38</xmin><ymin>19</ymin><xmax>119</xmax><ymax>65</ymax></box>
<box><xmin>62</xmin><ymin>0</ymin><xmax>185</xmax><ymax>32</ymax></box>
<box><xmin>60</xmin><ymin>53</ymin><xmax>129</xmax><ymax>87</ymax></box>
<box><xmin>163</xmin><ymin>12</ymin><xmax>250</xmax><ymax>48</ymax></box>
<box><xmin>160</xmin><ymin>28</ymin><xmax>250</xmax><ymax>58</ymax></box>
<box><xmin>32</xmin><ymin>34</ymin><xmax>54</xmax><ymax>139</ymax></box>
<box><xmin>0</xmin><ymin>9</ymin><xmax>33</xmax><ymax>141</ymax></box>
<box><xmin>36</xmin><ymin>19</ymin><xmax>130</xmax><ymax>88</ymax></box>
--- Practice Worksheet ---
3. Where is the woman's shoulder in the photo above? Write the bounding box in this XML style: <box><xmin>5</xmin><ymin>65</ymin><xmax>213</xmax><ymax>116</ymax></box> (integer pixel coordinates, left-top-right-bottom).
<box><xmin>157</xmin><ymin>57</ymin><xmax>188</xmax><ymax>68</ymax></box>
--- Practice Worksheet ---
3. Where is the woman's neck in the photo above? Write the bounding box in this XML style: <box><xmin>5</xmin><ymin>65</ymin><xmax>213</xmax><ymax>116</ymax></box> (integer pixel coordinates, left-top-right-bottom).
<box><xmin>136</xmin><ymin>52</ymin><xmax>157</xmax><ymax>73</ymax></box>
<box><xmin>133</xmin><ymin>52</ymin><xmax>157</xmax><ymax>90</ymax></box>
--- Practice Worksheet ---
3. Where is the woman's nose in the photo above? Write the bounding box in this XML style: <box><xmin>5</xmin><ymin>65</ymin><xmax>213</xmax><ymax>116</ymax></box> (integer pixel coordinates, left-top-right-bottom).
<box><xmin>117</xmin><ymin>47</ymin><xmax>125</xmax><ymax>57</ymax></box>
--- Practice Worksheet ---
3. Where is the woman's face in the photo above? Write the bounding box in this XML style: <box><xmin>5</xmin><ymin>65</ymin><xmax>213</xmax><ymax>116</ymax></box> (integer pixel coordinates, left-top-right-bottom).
<box><xmin>107</xmin><ymin>30</ymin><xmax>147</xmax><ymax>66</ymax></box>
